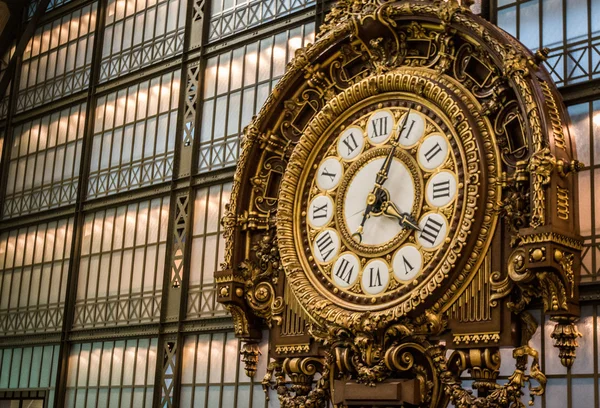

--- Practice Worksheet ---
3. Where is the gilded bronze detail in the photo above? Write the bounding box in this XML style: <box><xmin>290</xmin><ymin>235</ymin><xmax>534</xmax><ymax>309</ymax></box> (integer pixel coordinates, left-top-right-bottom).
<box><xmin>452</xmin><ymin>333</ymin><xmax>501</xmax><ymax>346</ymax></box>
<box><xmin>275</xmin><ymin>344</ymin><xmax>311</xmax><ymax>354</ymax></box>
<box><xmin>550</xmin><ymin>316</ymin><xmax>582</xmax><ymax>369</ymax></box>
<box><xmin>240</xmin><ymin>341</ymin><xmax>261</xmax><ymax>377</ymax></box>
<box><xmin>556</xmin><ymin>186</ymin><xmax>569</xmax><ymax>220</ymax></box>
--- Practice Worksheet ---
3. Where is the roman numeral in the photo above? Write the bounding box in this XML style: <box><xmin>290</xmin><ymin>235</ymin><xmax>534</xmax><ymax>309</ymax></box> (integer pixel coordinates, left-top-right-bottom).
<box><xmin>312</xmin><ymin>203</ymin><xmax>328</xmax><ymax>219</ymax></box>
<box><xmin>342</xmin><ymin>133</ymin><xmax>359</xmax><ymax>155</ymax></box>
<box><xmin>369</xmin><ymin>267</ymin><xmax>382</xmax><ymax>288</ymax></box>
<box><xmin>316</xmin><ymin>232</ymin><xmax>335</xmax><ymax>261</ymax></box>
<box><xmin>371</xmin><ymin>116</ymin><xmax>388</xmax><ymax>138</ymax></box>
<box><xmin>321</xmin><ymin>167</ymin><xmax>337</xmax><ymax>182</ymax></box>
<box><xmin>419</xmin><ymin>217</ymin><xmax>443</xmax><ymax>246</ymax></box>
<box><xmin>432</xmin><ymin>180</ymin><xmax>451</xmax><ymax>199</ymax></box>
<box><xmin>424</xmin><ymin>142</ymin><xmax>443</xmax><ymax>162</ymax></box>
<box><xmin>403</xmin><ymin>119</ymin><xmax>416</xmax><ymax>139</ymax></box>
<box><xmin>401</xmin><ymin>256</ymin><xmax>414</xmax><ymax>275</ymax></box>
<box><xmin>334</xmin><ymin>258</ymin><xmax>354</xmax><ymax>285</ymax></box>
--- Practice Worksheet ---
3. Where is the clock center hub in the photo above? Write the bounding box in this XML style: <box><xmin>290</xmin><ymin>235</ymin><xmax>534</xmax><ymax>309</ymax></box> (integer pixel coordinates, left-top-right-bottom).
<box><xmin>338</xmin><ymin>147</ymin><xmax>423</xmax><ymax>255</ymax></box>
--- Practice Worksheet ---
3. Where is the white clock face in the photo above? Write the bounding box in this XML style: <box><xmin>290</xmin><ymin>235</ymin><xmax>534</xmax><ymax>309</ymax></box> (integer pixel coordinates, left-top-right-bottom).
<box><xmin>301</xmin><ymin>105</ymin><xmax>462</xmax><ymax>306</ymax></box>
<box><xmin>344</xmin><ymin>157</ymin><xmax>416</xmax><ymax>246</ymax></box>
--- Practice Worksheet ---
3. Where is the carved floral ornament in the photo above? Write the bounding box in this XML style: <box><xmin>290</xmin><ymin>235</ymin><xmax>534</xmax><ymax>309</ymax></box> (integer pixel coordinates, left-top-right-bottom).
<box><xmin>215</xmin><ymin>1</ymin><xmax>583</xmax><ymax>407</ymax></box>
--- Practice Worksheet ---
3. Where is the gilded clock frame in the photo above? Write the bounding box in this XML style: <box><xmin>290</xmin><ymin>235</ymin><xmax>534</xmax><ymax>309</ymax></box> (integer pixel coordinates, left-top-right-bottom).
<box><xmin>278</xmin><ymin>84</ymin><xmax>486</xmax><ymax>323</ymax></box>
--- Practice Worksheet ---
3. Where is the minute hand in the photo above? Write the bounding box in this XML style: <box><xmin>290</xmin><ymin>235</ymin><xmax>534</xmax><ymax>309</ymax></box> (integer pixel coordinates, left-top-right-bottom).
<box><xmin>375</xmin><ymin>108</ymin><xmax>413</xmax><ymax>186</ymax></box>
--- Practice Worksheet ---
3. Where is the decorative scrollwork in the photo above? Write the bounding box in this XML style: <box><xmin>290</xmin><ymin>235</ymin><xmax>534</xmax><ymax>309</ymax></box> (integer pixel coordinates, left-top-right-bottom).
<box><xmin>240</xmin><ymin>229</ymin><xmax>285</xmax><ymax>327</ymax></box>
<box><xmin>432</xmin><ymin>344</ymin><xmax>546</xmax><ymax>408</ymax></box>
<box><xmin>262</xmin><ymin>355</ymin><xmax>331</xmax><ymax>408</ymax></box>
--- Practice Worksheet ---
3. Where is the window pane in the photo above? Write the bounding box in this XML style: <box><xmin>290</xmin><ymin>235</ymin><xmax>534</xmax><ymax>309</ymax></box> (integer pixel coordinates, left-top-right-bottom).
<box><xmin>198</xmin><ymin>23</ymin><xmax>315</xmax><ymax>172</ymax></box>
<box><xmin>497</xmin><ymin>0</ymin><xmax>600</xmax><ymax>86</ymax></box>
<box><xmin>65</xmin><ymin>338</ymin><xmax>157</xmax><ymax>408</ymax></box>
<box><xmin>74</xmin><ymin>198</ymin><xmax>168</xmax><ymax>329</ymax></box>
<box><xmin>0</xmin><ymin>219</ymin><xmax>73</xmax><ymax>335</ymax></box>
<box><xmin>16</xmin><ymin>3</ymin><xmax>97</xmax><ymax>113</ymax></box>
<box><xmin>187</xmin><ymin>182</ymin><xmax>231</xmax><ymax>318</ymax></box>
<box><xmin>88</xmin><ymin>71</ymin><xmax>180</xmax><ymax>199</ymax></box>
<box><xmin>3</xmin><ymin>103</ymin><xmax>86</xmax><ymax>218</ymax></box>
<box><xmin>100</xmin><ymin>0</ymin><xmax>187</xmax><ymax>82</ymax></box>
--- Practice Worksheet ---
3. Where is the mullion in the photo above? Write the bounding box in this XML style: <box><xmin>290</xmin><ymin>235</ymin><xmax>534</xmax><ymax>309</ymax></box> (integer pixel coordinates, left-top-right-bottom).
<box><xmin>190</xmin><ymin>335</ymin><xmax>198</xmax><ymax>405</ymax></box>
<box><xmin>103</xmin><ymin>207</ymin><xmax>118</xmax><ymax>328</ymax></box>
<box><xmin>18</xmin><ymin>124</ymin><xmax>33</xmax><ymax>211</ymax></box>
<box><xmin>57</xmin><ymin>109</ymin><xmax>73</xmax><ymax>210</ymax></box>
<box><xmin>0</xmin><ymin>232</ymin><xmax>9</xmax><ymax>330</ymax></box>
<box><xmin>127</xmin><ymin>339</ymin><xmax>140</xmax><ymax>407</ymax></box>
<box><xmin>94</xmin><ymin>209</ymin><xmax>109</xmax><ymax>327</ymax></box>
<box><xmin>91</xmin><ymin>341</ymin><xmax>103</xmax><ymax>408</ymax></box>
<box><xmin>26</xmin><ymin>117</ymin><xmax>43</xmax><ymax>215</ymax></box>
<box><xmin>56</xmin><ymin>13</ymin><xmax>69</xmax><ymax>104</ymax></box>
<box><xmin>112</xmin><ymin>85</ymin><xmax>129</xmax><ymax>195</ymax></box>
<box><xmin>163</xmin><ymin>72</ymin><xmax>175</xmax><ymax>184</ymax></box>
<box><xmin>587</xmin><ymin>0</ymin><xmax>592</xmax><ymax>101</ymax></box>
<box><xmin>23</xmin><ymin>223</ymin><xmax>41</xmax><ymax>330</ymax></box>
<box><xmin>151</xmin><ymin>74</ymin><xmax>165</xmax><ymax>186</ymax></box>
<box><xmin>115</xmin><ymin>1</ymin><xmax>129</xmax><ymax>83</ymax></box>
<box><xmin>5</xmin><ymin>126</ymin><xmax>21</xmax><ymax>214</ymax></box>
<box><xmin>125</xmin><ymin>201</ymin><xmax>141</xmax><ymax>325</ymax></box>
<box><xmin>105</xmin><ymin>0</ymin><xmax>118</xmax><ymax>82</ymax></box>
<box><xmin>232</xmin><ymin>335</ymin><xmax>240</xmax><ymax>408</ymax></box>
<box><xmin>199</xmin><ymin>186</ymin><xmax>210</xmax><ymax>315</ymax></box>
<box><xmin>82</xmin><ymin>343</ymin><xmax>94</xmax><ymax>407</ymax></box>
<box><xmin>62</xmin><ymin>10</ymin><xmax>77</xmax><ymax>104</ymax></box>
<box><xmin>110</xmin><ymin>205</ymin><xmax>125</xmax><ymax>328</ymax></box>
<box><xmin>151</xmin><ymin>198</ymin><xmax>166</xmax><ymax>319</ymax></box>
<box><xmin>106</xmin><ymin>341</ymin><xmax>116</xmax><ymax>406</ymax></box>
<box><xmin>35</xmin><ymin>116</ymin><xmax>52</xmax><ymax>216</ymax></box>
<box><xmin>55</xmin><ymin>219</ymin><xmax>71</xmax><ymax>330</ymax></box>
<box><xmin>207</xmin><ymin>52</ymin><xmax>220</xmax><ymax>171</ymax></box>
<box><xmin>129</xmin><ymin>78</ymin><xmax>147</xmax><ymax>194</ymax></box>
<box><xmin>83</xmin><ymin>210</ymin><xmax>99</xmax><ymax>328</ymax></box>
<box><xmin>92</xmin><ymin>92</ymin><xmax>110</xmax><ymax>199</ymax></box>
<box><xmin>8</xmin><ymin>227</ymin><xmax>30</xmax><ymax>325</ymax></box>
<box><xmin>130</xmin><ymin>200</ymin><xmax>149</xmax><ymax>325</ymax></box>
<box><xmin>591</xmin><ymin>101</ymin><xmax>598</xmax><ymax>280</ymax></box>
<box><xmin>70</xmin><ymin>104</ymin><xmax>85</xmax><ymax>205</ymax></box>
<box><xmin>116</xmin><ymin>339</ymin><xmax>127</xmax><ymax>407</ymax></box>
<box><xmin>72</xmin><ymin>344</ymin><xmax>82</xmax><ymax>406</ymax></box>
<box><xmin>562</xmin><ymin>0</ymin><xmax>567</xmax><ymax>85</ymax></box>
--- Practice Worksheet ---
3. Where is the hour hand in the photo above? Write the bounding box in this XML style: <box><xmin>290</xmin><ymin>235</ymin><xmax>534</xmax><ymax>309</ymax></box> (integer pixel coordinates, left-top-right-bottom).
<box><xmin>381</xmin><ymin>201</ymin><xmax>420</xmax><ymax>231</ymax></box>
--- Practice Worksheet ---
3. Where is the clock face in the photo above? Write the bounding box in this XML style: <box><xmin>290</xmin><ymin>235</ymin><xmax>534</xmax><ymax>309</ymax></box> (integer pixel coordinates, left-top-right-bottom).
<box><xmin>299</xmin><ymin>100</ymin><xmax>462</xmax><ymax>307</ymax></box>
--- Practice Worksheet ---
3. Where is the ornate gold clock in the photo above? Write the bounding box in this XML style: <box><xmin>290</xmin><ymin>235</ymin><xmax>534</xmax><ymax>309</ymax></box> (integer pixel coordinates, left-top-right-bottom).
<box><xmin>217</xmin><ymin>1</ymin><xmax>584</xmax><ymax>407</ymax></box>
<box><xmin>278</xmin><ymin>91</ymin><xmax>491</xmax><ymax>326</ymax></box>
<box><xmin>277</xmin><ymin>69</ymin><xmax>499</xmax><ymax>331</ymax></box>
